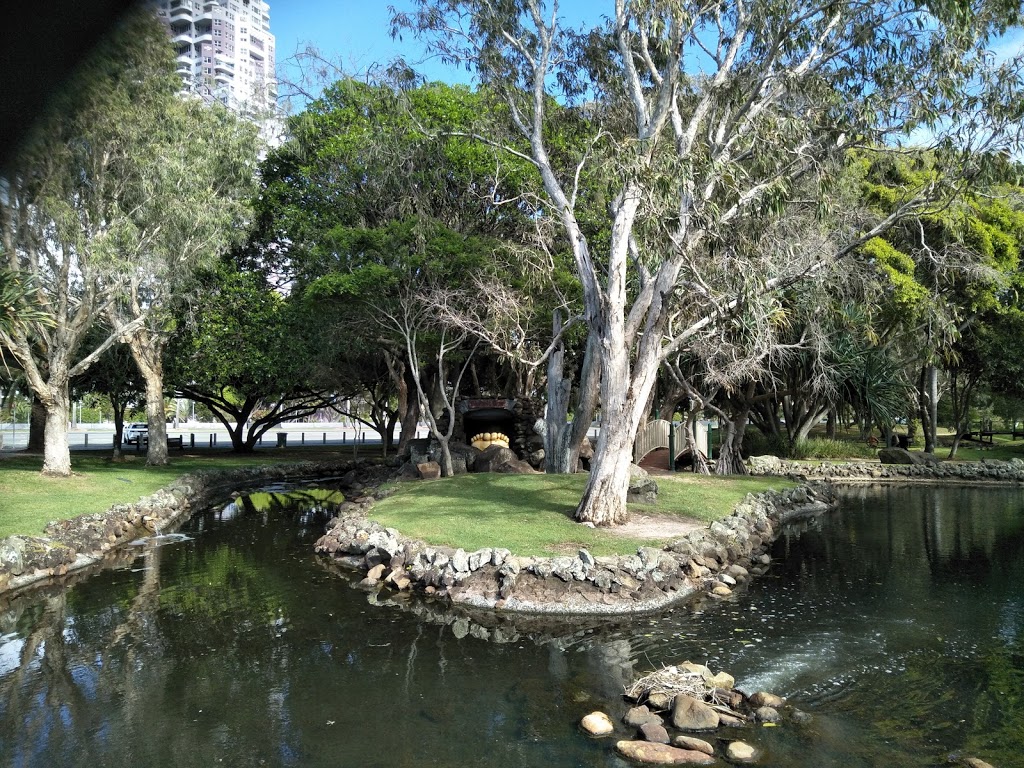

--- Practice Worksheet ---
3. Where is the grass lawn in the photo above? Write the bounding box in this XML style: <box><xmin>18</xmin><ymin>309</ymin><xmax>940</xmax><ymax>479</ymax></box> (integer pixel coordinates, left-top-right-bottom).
<box><xmin>369</xmin><ymin>472</ymin><xmax>795</xmax><ymax>558</ymax></box>
<box><xmin>0</xmin><ymin>447</ymin><xmax>359</xmax><ymax>539</ymax></box>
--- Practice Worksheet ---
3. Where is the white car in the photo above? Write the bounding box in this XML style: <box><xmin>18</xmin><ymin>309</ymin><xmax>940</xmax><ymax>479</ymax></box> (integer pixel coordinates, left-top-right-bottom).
<box><xmin>123</xmin><ymin>422</ymin><xmax>149</xmax><ymax>445</ymax></box>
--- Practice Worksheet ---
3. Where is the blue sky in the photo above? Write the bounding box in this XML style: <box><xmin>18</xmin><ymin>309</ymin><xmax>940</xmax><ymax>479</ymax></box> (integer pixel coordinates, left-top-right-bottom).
<box><xmin>268</xmin><ymin>1</ymin><xmax>1024</xmax><ymax>110</ymax></box>
<box><xmin>269</xmin><ymin>0</ymin><xmax>601</xmax><ymax>104</ymax></box>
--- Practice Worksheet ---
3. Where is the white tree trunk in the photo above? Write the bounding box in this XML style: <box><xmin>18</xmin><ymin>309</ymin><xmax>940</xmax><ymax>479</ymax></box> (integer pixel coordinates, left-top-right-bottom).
<box><xmin>575</xmin><ymin>415</ymin><xmax>637</xmax><ymax>526</ymax></box>
<box><xmin>127</xmin><ymin>331</ymin><xmax>169</xmax><ymax>466</ymax></box>
<box><xmin>41</xmin><ymin>387</ymin><xmax>72</xmax><ymax>476</ymax></box>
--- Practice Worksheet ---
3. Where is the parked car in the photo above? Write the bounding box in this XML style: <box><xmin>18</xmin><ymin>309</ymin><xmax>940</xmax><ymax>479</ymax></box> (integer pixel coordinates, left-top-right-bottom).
<box><xmin>123</xmin><ymin>422</ymin><xmax>149</xmax><ymax>445</ymax></box>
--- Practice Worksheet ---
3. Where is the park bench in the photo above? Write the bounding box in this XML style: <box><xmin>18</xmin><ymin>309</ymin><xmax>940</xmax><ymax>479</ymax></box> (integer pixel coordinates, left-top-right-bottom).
<box><xmin>136</xmin><ymin>435</ymin><xmax>185</xmax><ymax>451</ymax></box>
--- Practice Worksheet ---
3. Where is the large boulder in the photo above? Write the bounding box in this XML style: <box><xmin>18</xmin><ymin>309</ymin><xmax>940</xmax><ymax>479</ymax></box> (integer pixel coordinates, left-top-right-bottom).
<box><xmin>671</xmin><ymin>694</ymin><xmax>720</xmax><ymax>731</ymax></box>
<box><xmin>878</xmin><ymin>447</ymin><xmax>921</xmax><ymax>465</ymax></box>
<box><xmin>747</xmin><ymin>454</ymin><xmax>783</xmax><ymax>474</ymax></box>
<box><xmin>474</xmin><ymin>445</ymin><xmax>518</xmax><ymax>473</ymax></box>
<box><xmin>494</xmin><ymin>457</ymin><xmax>540</xmax><ymax>474</ymax></box>
<box><xmin>448</xmin><ymin>442</ymin><xmax>478</xmax><ymax>473</ymax></box>
<box><xmin>628</xmin><ymin>464</ymin><xmax>659</xmax><ymax>504</ymax></box>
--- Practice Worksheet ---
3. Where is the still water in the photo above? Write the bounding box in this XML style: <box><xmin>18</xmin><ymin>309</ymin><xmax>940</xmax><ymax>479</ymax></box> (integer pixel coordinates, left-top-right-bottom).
<box><xmin>0</xmin><ymin>483</ymin><xmax>1022</xmax><ymax>767</ymax></box>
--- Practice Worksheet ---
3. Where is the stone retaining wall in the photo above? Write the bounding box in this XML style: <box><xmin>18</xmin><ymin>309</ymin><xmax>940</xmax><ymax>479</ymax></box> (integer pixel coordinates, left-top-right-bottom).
<box><xmin>313</xmin><ymin>481</ymin><xmax>838</xmax><ymax>616</ymax></box>
<box><xmin>747</xmin><ymin>455</ymin><xmax>1024</xmax><ymax>483</ymax></box>
<box><xmin>0</xmin><ymin>459</ymin><xmax>395</xmax><ymax>596</ymax></box>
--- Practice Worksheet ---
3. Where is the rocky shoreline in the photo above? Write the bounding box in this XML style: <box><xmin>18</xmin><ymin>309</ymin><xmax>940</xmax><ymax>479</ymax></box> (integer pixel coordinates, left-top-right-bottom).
<box><xmin>0</xmin><ymin>459</ymin><xmax>395</xmax><ymax>596</ymax></box>
<box><xmin>8</xmin><ymin>454</ymin><xmax>1024</xmax><ymax>616</ymax></box>
<box><xmin>312</xmin><ymin>481</ymin><xmax>838</xmax><ymax>616</ymax></box>
<box><xmin>748</xmin><ymin>454</ymin><xmax>1024</xmax><ymax>484</ymax></box>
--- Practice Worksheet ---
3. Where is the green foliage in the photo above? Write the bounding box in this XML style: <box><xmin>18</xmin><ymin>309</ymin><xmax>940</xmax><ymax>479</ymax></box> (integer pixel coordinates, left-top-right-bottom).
<box><xmin>861</xmin><ymin>237</ymin><xmax>929</xmax><ymax>311</ymax></box>
<box><xmin>788</xmin><ymin>438</ymin><xmax>878</xmax><ymax>460</ymax></box>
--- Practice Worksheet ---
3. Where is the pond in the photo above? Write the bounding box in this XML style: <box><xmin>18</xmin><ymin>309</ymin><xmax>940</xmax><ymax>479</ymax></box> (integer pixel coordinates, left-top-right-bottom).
<box><xmin>0</xmin><ymin>483</ymin><xmax>1022</xmax><ymax>767</ymax></box>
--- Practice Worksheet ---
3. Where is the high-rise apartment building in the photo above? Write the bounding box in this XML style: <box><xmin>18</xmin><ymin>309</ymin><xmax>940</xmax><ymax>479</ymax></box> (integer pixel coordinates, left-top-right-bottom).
<box><xmin>152</xmin><ymin>0</ymin><xmax>277</xmax><ymax>114</ymax></box>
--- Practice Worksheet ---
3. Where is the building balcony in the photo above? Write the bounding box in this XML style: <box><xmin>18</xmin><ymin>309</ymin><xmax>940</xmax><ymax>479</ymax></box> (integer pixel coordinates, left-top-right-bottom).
<box><xmin>172</xmin><ymin>32</ymin><xmax>194</xmax><ymax>46</ymax></box>
<box><xmin>170</xmin><ymin>6</ymin><xmax>192</xmax><ymax>20</ymax></box>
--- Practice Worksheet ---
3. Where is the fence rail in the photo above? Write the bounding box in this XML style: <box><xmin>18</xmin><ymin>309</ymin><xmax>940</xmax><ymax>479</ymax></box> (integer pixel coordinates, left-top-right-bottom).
<box><xmin>633</xmin><ymin>419</ymin><xmax>710</xmax><ymax>469</ymax></box>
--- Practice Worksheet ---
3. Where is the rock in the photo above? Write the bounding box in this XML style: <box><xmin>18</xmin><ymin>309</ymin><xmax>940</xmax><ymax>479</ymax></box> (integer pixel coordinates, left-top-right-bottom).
<box><xmin>475</xmin><ymin>445</ymin><xmax>518</xmax><ymax>473</ymax></box>
<box><xmin>706</xmin><ymin>671</ymin><xmax>735</xmax><ymax>690</ymax></box>
<box><xmin>671</xmin><ymin>695</ymin><xmax>720</xmax><ymax>731</ymax></box>
<box><xmin>672</xmin><ymin>735</ymin><xmax>714</xmax><ymax>755</ymax></box>
<box><xmin>494</xmin><ymin>457</ymin><xmax>540</xmax><ymax>474</ymax></box>
<box><xmin>416</xmin><ymin>461</ymin><xmax>441</xmax><ymax>479</ymax></box>
<box><xmin>391</xmin><ymin>576</ymin><xmax>412</xmax><ymax>590</ymax></box>
<box><xmin>647</xmin><ymin>692</ymin><xmax>674</xmax><ymax>711</ymax></box>
<box><xmin>748</xmin><ymin>691</ymin><xmax>785</xmax><ymax>709</ymax></box>
<box><xmin>0</xmin><ymin>536</ymin><xmax>76</xmax><ymax>576</ymax></box>
<box><xmin>877</xmin><ymin>447</ymin><xmax>920</xmax><ymax>465</ymax></box>
<box><xmin>724</xmin><ymin>564</ymin><xmax>749</xmax><ymax>582</ymax></box>
<box><xmin>614</xmin><ymin>741</ymin><xmax>715</xmax><ymax>765</ymax></box>
<box><xmin>366</xmin><ymin>564</ymin><xmax>386</xmax><ymax>581</ymax></box>
<box><xmin>639</xmin><ymin>722</ymin><xmax>671</xmax><ymax>744</ymax></box>
<box><xmin>451</xmin><ymin>549</ymin><xmax>470</xmax><ymax>573</ymax></box>
<box><xmin>726</xmin><ymin>741</ymin><xmax>757</xmax><ymax>762</ymax></box>
<box><xmin>578</xmin><ymin>436</ymin><xmax>594</xmax><ymax>460</ymax></box>
<box><xmin>625</xmin><ymin>705</ymin><xmax>664</xmax><ymax>728</ymax></box>
<box><xmin>961</xmin><ymin>759</ymin><xmax>995</xmax><ymax>768</ymax></box>
<box><xmin>754</xmin><ymin>706</ymin><xmax>780</xmax><ymax>723</ymax></box>
<box><xmin>580</xmin><ymin>711</ymin><xmax>615</xmax><ymax>737</ymax></box>
<box><xmin>747</xmin><ymin>454</ymin><xmax>783</xmax><ymax>473</ymax></box>
<box><xmin>628</xmin><ymin>464</ymin><xmax>659</xmax><ymax>503</ymax></box>
<box><xmin>718</xmin><ymin>573</ymin><xmax>737</xmax><ymax>586</ymax></box>
<box><xmin>711</xmin><ymin>584</ymin><xmax>732</xmax><ymax>596</ymax></box>
<box><xmin>790</xmin><ymin>709</ymin><xmax>812</xmax><ymax>724</ymax></box>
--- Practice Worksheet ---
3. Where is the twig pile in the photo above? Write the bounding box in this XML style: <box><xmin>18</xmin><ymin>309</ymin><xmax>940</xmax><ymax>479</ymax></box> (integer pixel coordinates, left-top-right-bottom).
<box><xmin>625</xmin><ymin>665</ymin><xmax>731</xmax><ymax>706</ymax></box>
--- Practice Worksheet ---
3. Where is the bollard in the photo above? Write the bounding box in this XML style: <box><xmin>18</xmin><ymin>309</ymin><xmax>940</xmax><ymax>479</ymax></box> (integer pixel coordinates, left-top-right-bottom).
<box><xmin>361</xmin><ymin>431</ymin><xmax>365</xmax><ymax>443</ymax></box>
<box><xmin>190</xmin><ymin>433</ymin><xmax>195</xmax><ymax>449</ymax></box>
<box><xmin>323</xmin><ymin>432</ymin><xmax>327</xmax><ymax>444</ymax></box>
<box><xmin>209</xmin><ymin>435</ymin><xmax>214</xmax><ymax>448</ymax></box>
<box><xmin>84</xmin><ymin>434</ymin><xmax>88</xmax><ymax>448</ymax></box>
<box><xmin>301</xmin><ymin>432</ymin><xmax>305</xmax><ymax>445</ymax></box>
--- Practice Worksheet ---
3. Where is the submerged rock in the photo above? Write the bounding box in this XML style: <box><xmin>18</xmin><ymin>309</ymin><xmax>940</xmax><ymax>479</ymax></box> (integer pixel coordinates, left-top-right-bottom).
<box><xmin>748</xmin><ymin>691</ymin><xmax>785</xmax><ymax>709</ymax></box>
<box><xmin>579</xmin><ymin>711</ymin><xmax>614</xmax><ymax>737</ymax></box>
<box><xmin>615</xmin><ymin>741</ymin><xmax>715</xmax><ymax>765</ymax></box>
<box><xmin>726</xmin><ymin>741</ymin><xmax>757</xmax><ymax>762</ymax></box>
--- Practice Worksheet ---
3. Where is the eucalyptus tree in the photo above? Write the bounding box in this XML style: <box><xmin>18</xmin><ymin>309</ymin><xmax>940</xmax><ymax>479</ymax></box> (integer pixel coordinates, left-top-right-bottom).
<box><xmin>102</xmin><ymin>97</ymin><xmax>259</xmax><ymax>466</ymax></box>
<box><xmin>0</xmin><ymin>10</ymin><xmax>175</xmax><ymax>475</ymax></box>
<box><xmin>394</xmin><ymin>0</ymin><xmax>1024</xmax><ymax>524</ymax></box>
